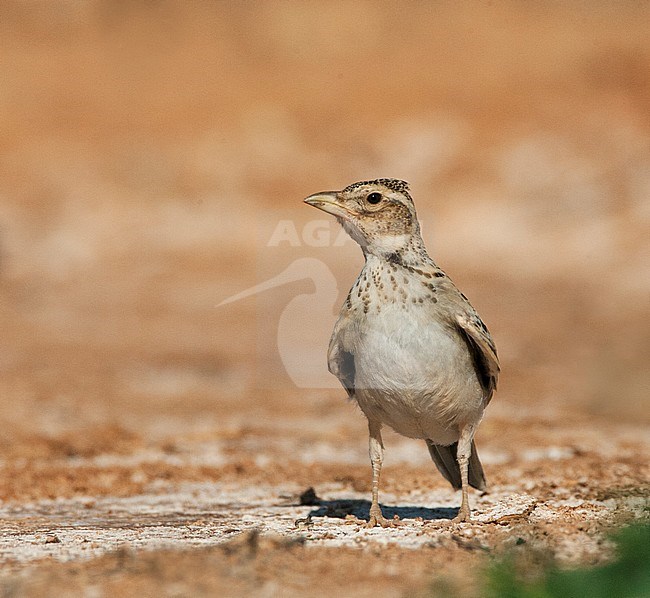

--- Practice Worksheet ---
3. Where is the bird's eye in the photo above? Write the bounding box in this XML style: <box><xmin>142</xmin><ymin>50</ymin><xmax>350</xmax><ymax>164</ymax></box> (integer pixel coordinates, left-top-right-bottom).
<box><xmin>366</xmin><ymin>192</ymin><xmax>382</xmax><ymax>204</ymax></box>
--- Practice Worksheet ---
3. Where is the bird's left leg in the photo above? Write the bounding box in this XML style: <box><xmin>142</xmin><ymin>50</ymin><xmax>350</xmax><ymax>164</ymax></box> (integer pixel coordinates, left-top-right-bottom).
<box><xmin>452</xmin><ymin>422</ymin><xmax>477</xmax><ymax>523</ymax></box>
<box><xmin>366</xmin><ymin>419</ymin><xmax>397</xmax><ymax>528</ymax></box>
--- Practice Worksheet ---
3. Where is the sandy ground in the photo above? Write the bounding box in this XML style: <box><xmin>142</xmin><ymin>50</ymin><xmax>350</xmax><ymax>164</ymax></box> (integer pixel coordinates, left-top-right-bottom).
<box><xmin>0</xmin><ymin>399</ymin><xmax>647</xmax><ymax>596</ymax></box>
<box><xmin>1</xmin><ymin>2</ymin><xmax>649</xmax><ymax>596</ymax></box>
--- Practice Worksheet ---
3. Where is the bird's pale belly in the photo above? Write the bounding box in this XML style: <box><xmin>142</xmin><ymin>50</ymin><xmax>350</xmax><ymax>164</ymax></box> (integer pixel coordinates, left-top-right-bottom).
<box><xmin>351</xmin><ymin>306</ymin><xmax>484</xmax><ymax>443</ymax></box>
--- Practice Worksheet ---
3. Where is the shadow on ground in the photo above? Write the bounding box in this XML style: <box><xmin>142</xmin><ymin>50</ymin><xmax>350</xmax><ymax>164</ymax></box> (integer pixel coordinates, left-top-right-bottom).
<box><xmin>304</xmin><ymin>498</ymin><xmax>458</xmax><ymax>522</ymax></box>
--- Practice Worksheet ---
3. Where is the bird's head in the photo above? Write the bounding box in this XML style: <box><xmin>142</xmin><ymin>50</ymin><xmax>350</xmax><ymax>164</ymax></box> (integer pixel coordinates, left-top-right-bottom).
<box><xmin>304</xmin><ymin>179</ymin><xmax>422</xmax><ymax>257</ymax></box>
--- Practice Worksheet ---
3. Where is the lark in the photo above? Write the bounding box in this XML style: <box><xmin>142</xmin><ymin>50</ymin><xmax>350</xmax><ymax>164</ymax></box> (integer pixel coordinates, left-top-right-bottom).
<box><xmin>304</xmin><ymin>179</ymin><xmax>499</xmax><ymax>527</ymax></box>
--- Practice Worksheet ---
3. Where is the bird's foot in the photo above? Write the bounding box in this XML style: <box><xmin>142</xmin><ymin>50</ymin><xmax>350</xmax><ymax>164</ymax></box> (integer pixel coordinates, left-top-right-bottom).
<box><xmin>451</xmin><ymin>506</ymin><xmax>472</xmax><ymax>524</ymax></box>
<box><xmin>365</xmin><ymin>506</ymin><xmax>400</xmax><ymax>528</ymax></box>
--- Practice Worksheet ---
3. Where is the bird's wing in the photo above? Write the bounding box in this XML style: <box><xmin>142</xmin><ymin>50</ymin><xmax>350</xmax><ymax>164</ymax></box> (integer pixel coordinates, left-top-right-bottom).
<box><xmin>327</xmin><ymin>314</ymin><xmax>356</xmax><ymax>399</ymax></box>
<box><xmin>431</xmin><ymin>272</ymin><xmax>500</xmax><ymax>405</ymax></box>
<box><xmin>454</xmin><ymin>311</ymin><xmax>500</xmax><ymax>405</ymax></box>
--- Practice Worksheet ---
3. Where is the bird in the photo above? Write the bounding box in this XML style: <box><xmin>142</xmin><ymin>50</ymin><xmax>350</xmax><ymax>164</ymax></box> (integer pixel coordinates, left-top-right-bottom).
<box><xmin>304</xmin><ymin>178</ymin><xmax>499</xmax><ymax>527</ymax></box>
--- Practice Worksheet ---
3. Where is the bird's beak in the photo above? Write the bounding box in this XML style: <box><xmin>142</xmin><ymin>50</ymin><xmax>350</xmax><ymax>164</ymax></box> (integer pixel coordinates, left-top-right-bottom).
<box><xmin>304</xmin><ymin>192</ymin><xmax>354</xmax><ymax>220</ymax></box>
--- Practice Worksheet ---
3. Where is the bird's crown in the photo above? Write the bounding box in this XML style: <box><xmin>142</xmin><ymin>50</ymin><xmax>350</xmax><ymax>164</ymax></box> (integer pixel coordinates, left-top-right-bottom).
<box><xmin>342</xmin><ymin>178</ymin><xmax>411</xmax><ymax>198</ymax></box>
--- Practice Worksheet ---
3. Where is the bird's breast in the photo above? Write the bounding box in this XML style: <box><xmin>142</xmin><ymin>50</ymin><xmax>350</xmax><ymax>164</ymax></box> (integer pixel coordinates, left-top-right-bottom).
<box><xmin>348</xmin><ymin>302</ymin><xmax>484</xmax><ymax>441</ymax></box>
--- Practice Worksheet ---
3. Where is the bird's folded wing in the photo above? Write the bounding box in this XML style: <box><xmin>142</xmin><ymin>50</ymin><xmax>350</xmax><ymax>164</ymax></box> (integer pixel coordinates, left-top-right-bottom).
<box><xmin>328</xmin><ymin>317</ymin><xmax>356</xmax><ymax>398</ymax></box>
<box><xmin>455</xmin><ymin>312</ymin><xmax>500</xmax><ymax>405</ymax></box>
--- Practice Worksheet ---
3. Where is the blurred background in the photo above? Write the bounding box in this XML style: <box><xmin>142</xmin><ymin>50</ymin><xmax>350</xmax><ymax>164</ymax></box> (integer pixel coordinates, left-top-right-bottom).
<box><xmin>1</xmin><ymin>0</ymin><xmax>649</xmax><ymax>458</ymax></box>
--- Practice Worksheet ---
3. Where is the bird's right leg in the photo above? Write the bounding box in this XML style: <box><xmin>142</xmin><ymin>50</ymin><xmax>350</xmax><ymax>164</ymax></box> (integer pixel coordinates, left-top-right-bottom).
<box><xmin>452</xmin><ymin>423</ymin><xmax>477</xmax><ymax>523</ymax></box>
<box><xmin>366</xmin><ymin>420</ymin><xmax>397</xmax><ymax>528</ymax></box>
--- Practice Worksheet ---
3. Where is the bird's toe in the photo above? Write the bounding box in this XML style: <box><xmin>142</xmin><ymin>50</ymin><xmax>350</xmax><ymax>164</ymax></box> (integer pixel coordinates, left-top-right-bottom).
<box><xmin>365</xmin><ymin>511</ymin><xmax>401</xmax><ymax>528</ymax></box>
<box><xmin>451</xmin><ymin>508</ymin><xmax>472</xmax><ymax>524</ymax></box>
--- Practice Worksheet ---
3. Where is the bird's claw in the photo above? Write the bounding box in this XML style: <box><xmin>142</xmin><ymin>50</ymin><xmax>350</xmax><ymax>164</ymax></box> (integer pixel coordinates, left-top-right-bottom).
<box><xmin>451</xmin><ymin>507</ymin><xmax>472</xmax><ymax>524</ymax></box>
<box><xmin>365</xmin><ymin>508</ymin><xmax>401</xmax><ymax>528</ymax></box>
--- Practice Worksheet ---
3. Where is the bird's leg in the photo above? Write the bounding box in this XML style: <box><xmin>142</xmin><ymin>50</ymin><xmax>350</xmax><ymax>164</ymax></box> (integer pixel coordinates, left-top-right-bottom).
<box><xmin>366</xmin><ymin>420</ymin><xmax>397</xmax><ymax>528</ymax></box>
<box><xmin>452</xmin><ymin>424</ymin><xmax>476</xmax><ymax>523</ymax></box>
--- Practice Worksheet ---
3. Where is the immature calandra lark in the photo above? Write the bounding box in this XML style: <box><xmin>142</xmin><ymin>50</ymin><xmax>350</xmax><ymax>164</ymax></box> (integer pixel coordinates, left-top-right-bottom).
<box><xmin>304</xmin><ymin>179</ymin><xmax>499</xmax><ymax>527</ymax></box>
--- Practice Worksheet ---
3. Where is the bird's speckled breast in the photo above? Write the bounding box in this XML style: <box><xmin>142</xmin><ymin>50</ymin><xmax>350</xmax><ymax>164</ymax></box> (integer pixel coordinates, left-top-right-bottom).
<box><xmin>344</xmin><ymin>261</ymin><xmax>484</xmax><ymax>443</ymax></box>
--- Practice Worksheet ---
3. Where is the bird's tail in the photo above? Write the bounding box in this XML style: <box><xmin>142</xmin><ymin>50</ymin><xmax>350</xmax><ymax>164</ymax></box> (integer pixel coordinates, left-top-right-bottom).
<box><xmin>425</xmin><ymin>439</ymin><xmax>487</xmax><ymax>491</ymax></box>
